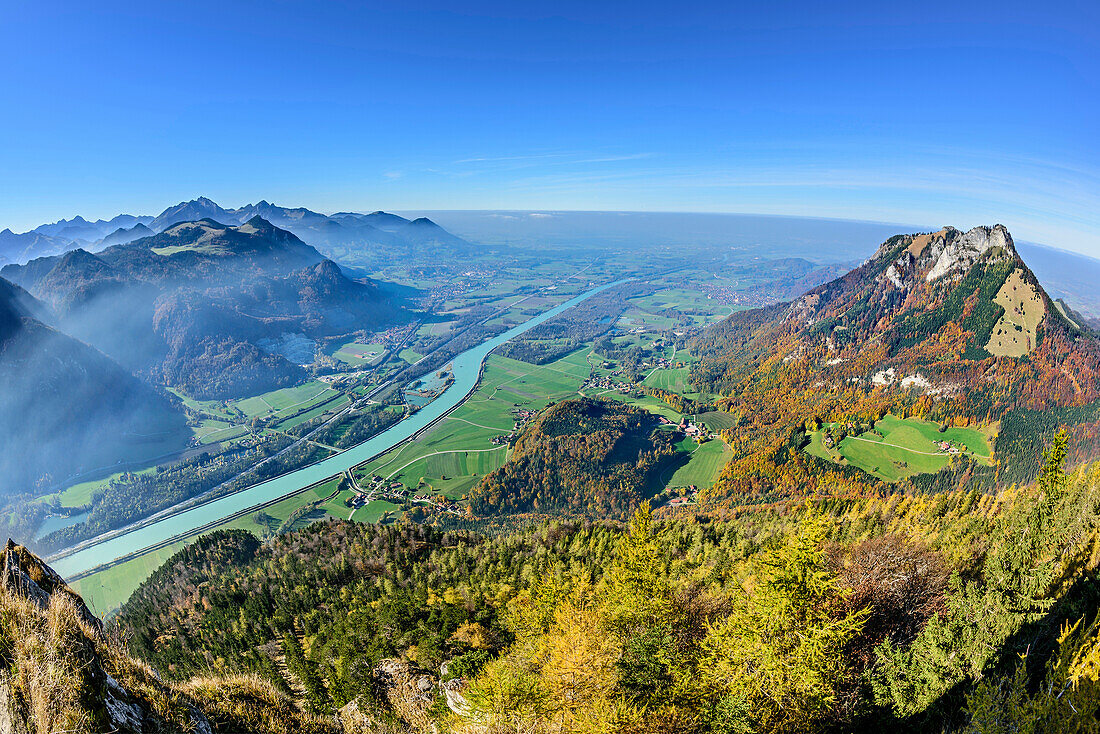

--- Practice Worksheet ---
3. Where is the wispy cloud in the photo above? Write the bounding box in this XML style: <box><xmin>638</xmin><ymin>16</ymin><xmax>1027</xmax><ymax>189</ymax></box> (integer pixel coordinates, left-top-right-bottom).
<box><xmin>454</xmin><ymin>153</ymin><xmax>571</xmax><ymax>164</ymax></box>
<box><xmin>567</xmin><ymin>153</ymin><xmax>653</xmax><ymax>164</ymax></box>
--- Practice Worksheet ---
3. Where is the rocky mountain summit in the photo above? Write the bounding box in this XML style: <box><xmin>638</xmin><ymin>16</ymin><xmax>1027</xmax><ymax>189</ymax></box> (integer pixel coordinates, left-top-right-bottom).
<box><xmin>688</xmin><ymin>224</ymin><xmax>1100</xmax><ymax>501</ymax></box>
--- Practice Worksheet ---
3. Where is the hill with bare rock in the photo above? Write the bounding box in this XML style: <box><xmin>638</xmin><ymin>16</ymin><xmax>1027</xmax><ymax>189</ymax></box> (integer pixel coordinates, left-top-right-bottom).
<box><xmin>689</xmin><ymin>225</ymin><xmax>1100</xmax><ymax>504</ymax></box>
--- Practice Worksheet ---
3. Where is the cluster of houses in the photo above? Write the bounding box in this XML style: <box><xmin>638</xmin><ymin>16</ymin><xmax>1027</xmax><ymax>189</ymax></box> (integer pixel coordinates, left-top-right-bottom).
<box><xmin>937</xmin><ymin>440</ymin><xmax>963</xmax><ymax>455</ymax></box>
<box><xmin>344</xmin><ymin>473</ymin><xmax>464</xmax><ymax>516</ymax></box>
<box><xmin>489</xmin><ymin>407</ymin><xmax>539</xmax><ymax>446</ymax></box>
<box><xmin>581</xmin><ymin>374</ymin><xmax>634</xmax><ymax>394</ymax></box>
<box><xmin>665</xmin><ymin>486</ymin><xmax>699</xmax><ymax>508</ymax></box>
<box><xmin>700</xmin><ymin>284</ymin><xmax>775</xmax><ymax>309</ymax></box>
<box><xmin>662</xmin><ymin>416</ymin><xmax>717</xmax><ymax>443</ymax></box>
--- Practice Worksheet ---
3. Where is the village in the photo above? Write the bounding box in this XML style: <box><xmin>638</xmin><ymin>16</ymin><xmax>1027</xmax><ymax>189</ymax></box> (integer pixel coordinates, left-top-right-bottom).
<box><xmin>342</xmin><ymin>470</ymin><xmax>465</xmax><ymax>517</ymax></box>
<box><xmin>488</xmin><ymin>407</ymin><xmax>538</xmax><ymax>445</ymax></box>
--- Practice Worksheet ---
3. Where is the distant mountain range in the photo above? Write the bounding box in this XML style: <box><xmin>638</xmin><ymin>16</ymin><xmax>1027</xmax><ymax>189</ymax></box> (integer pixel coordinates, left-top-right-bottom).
<box><xmin>0</xmin><ymin>197</ymin><xmax>473</xmax><ymax>266</ymax></box>
<box><xmin>1</xmin><ymin>217</ymin><xmax>406</xmax><ymax>401</ymax></box>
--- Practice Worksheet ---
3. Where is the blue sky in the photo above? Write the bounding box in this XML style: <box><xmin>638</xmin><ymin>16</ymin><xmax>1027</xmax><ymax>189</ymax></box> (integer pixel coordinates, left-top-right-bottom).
<box><xmin>1</xmin><ymin>1</ymin><xmax>1098</xmax><ymax>256</ymax></box>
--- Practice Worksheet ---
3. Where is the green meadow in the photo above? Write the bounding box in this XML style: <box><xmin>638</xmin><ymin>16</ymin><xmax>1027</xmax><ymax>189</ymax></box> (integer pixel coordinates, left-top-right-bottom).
<box><xmin>805</xmin><ymin>415</ymin><xmax>993</xmax><ymax>482</ymax></box>
<box><xmin>661</xmin><ymin>439</ymin><xmax>732</xmax><ymax>490</ymax></box>
<box><xmin>328</xmin><ymin>340</ymin><xmax>386</xmax><ymax>366</ymax></box>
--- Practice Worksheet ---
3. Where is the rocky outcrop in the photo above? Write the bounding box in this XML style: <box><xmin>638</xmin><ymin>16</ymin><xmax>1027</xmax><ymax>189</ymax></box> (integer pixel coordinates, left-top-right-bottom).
<box><xmin>1</xmin><ymin>540</ymin><xmax>100</xmax><ymax>630</ymax></box>
<box><xmin>925</xmin><ymin>225</ymin><xmax>1015</xmax><ymax>282</ymax></box>
<box><xmin>372</xmin><ymin>659</ymin><xmax>437</xmax><ymax>732</ymax></box>
<box><xmin>438</xmin><ymin>661</ymin><xmax>471</xmax><ymax>717</ymax></box>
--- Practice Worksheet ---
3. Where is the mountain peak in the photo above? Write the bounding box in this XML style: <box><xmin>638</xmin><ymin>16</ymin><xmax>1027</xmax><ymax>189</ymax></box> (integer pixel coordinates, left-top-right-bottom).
<box><xmin>866</xmin><ymin>224</ymin><xmax>1020</xmax><ymax>296</ymax></box>
<box><xmin>240</xmin><ymin>214</ymin><xmax>275</xmax><ymax>230</ymax></box>
<box><xmin>924</xmin><ymin>224</ymin><xmax>1015</xmax><ymax>282</ymax></box>
<box><xmin>781</xmin><ymin>224</ymin><xmax>1067</xmax><ymax>365</ymax></box>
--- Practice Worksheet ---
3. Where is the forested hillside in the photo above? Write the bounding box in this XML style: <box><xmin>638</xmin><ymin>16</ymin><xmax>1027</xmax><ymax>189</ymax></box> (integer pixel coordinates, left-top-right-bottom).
<box><xmin>468</xmin><ymin>397</ymin><xmax>677</xmax><ymax>517</ymax></box>
<box><xmin>0</xmin><ymin>276</ymin><xmax>188</xmax><ymax>499</ymax></box>
<box><xmin>111</xmin><ymin>434</ymin><xmax>1100</xmax><ymax>732</ymax></box>
<box><xmin>686</xmin><ymin>226</ymin><xmax>1100</xmax><ymax>506</ymax></box>
<box><xmin>1</xmin><ymin>217</ymin><xmax>406</xmax><ymax>398</ymax></box>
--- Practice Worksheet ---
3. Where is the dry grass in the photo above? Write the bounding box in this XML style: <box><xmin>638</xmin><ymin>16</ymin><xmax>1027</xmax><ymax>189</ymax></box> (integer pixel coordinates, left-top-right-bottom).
<box><xmin>0</xmin><ymin>588</ymin><xmax>103</xmax><ymax>732</ymax></box>
<box><xmin>986</xmin><ymin>268</ymin><xmax>1046</xmax><ymax>357</ymax></box>
<box><xmin>184</xmin><ymin>674</ymin><xmax>341</xmax><ymax>734</ymax></box>
<box><xmin>0</xmin><ymin>577</ymin><xmax>337</xmax><ymax>733</ymax></box>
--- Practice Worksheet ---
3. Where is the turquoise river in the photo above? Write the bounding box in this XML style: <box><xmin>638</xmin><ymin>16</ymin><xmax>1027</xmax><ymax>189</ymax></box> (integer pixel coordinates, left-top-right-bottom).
<box><xmin>52</xmin><ymin>279</ymin><xmax>628</xmax><ymax>579</ymax></box>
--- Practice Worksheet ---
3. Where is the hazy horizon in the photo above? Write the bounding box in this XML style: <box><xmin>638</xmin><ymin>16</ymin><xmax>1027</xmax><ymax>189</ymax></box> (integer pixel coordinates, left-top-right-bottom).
<box><xmin>2</xmin><ymin>2</ymin><xmax>1097</xmax><ymax>257</ymax></box>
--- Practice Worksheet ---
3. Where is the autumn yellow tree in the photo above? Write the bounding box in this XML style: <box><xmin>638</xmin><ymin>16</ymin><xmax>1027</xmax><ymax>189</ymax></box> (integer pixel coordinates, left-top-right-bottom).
<box><xmin>700</xmin><ymin>511</ymin><xmax>868</xmax><ymax>733</ymax></box>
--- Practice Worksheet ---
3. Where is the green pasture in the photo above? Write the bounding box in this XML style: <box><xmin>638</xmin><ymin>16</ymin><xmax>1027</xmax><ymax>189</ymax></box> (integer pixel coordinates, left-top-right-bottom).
<box><xmin>643</xmin><ymin>367</ymin><xmax>692</xmax><ymax>394</ymax></box>
<box><xmin>353</xmin><ymin>350</ymin><xmax>590</xmax><ymax>491</ymax></box>
<box><xmin>661</xmin><ymin>439</ymin><xmax>732</xmax><ymax>490</ymax></box>
<box><xmin>804</xmin><ymin>415</ymin><xmax>993</xmax><ymax>482</ymax></box>
<box><xmin>71</xmin><ymin>540</ymin><xmax>188</xmax><ymax>618</ymax></box>
<box><xmin>353</xmin><ymin>499</ymin><xmax>403</xmax><ymax>524</ymax></box>
<box><xmin>697</xmin><ymin>411</ymin><xmax>737</xmax><ymax>432</ymax></box>
<box><xmin>329</xmin><ymin>341</ymin><xmax>386</xmax><ymax>366</ymax></box>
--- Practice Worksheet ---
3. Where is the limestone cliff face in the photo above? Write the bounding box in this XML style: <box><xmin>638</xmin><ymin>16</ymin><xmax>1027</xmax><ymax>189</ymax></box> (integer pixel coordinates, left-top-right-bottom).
<box><xmin>861</xmin><ymin>225</ymin><xmax>1017</xmax><ymax>298</ymax></box>
<box><xmin>786</xmin><ymin>224</ymin><xmax>1027</xmax><ymax>341</ymax></box>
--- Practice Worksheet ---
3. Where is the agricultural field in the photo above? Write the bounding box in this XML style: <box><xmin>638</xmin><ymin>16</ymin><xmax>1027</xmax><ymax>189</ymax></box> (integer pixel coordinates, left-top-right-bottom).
<box><xmin>235</xmin><ymin>381</ymin><xmax>335</xmax><ymax>417</ymax></box>
<box><xmin>183</xmin><ymin>380</ymin><xmax>349</xmax><ymax>444</ymax></box>
<box><xmin>328</xmin><ymin>340</ymin><xmax>387</xmax><ymax>366</ymax></box>
<box><xmin>273</xmin><ymin>393</ymin><xmax>350</xmax><ymax>430</ymax></box>
<box><xmin>628</xmin><ymin>288</ymin><xmax>734</xmax><ymax>326</ymax></box>
<box><xmin>804</xmin><ymin>415</ymin><xmax>993</xmax><ymax>482</ymax></box>
<box><xmin>660</xmin><ymin>438</ymin><xmax>732</xmax><ymax>491</ymax></box>
<box><xmin>697</xmin><ymin>410</ymin><xmax>738</xmax><ymax>432</ymax></box>
<box><xmin>71</xmin><ymin>539</ymin><xmax>188</xmax><ymax>617</ymax></box>
<box><xmin>603</xmin><ymin>392</ymin><xmax>685</xmax><ymax>422</ymax></box>
<box><xmin>352</xmin><ymin>349</ymin><xmax>593</xmax><ymax>496</ymax></box>
<box><xmin>194</xmin><ymin>419</ymin><xmax>249</xmax><ymax>445</ymax></box>
<box><xmin>643</xmin><ymin>366</ymin><xmax>692</xmax><ymax>394</ymax></box>
<box><xmin>45</xmin><ymin>467</ymin><xmax>156</xmax><ymax>509</ymax></box>
<box><xmin>351</xmin><ymin>499</ymin><xmax>403</xmax><ymax>524</ymax></box>
<box><xmin>399</xmin><ymin>348</ymin><xmax>423</xmax><ymax>364</ymax></box>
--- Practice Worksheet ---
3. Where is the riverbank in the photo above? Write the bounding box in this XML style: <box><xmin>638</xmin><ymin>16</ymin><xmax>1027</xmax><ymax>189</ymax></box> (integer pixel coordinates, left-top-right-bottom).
<box><xmin>52</xmin><ymin>278</ymin><xmax>630</xmax><ymax>579</ymax></box>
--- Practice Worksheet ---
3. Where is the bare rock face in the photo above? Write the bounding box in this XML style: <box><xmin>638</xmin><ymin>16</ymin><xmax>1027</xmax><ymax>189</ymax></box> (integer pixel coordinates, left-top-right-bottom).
<box><xmin>1</xmin><ymin>539</ymin><xmax>100</xmax><ymax>631</ymax></box>
<box><xmin>925</xmin><ymin>225</ymin><xmax>1015</xmax><ymax>282</ymax></box>
<box><xmin>337</xmin><ymin>697</ymin><xmax>402</xmax><ymax>734</ymax></box>
<box><xmin>372</xmin><ymin>659</ymin><xmax>437</xmax><ymax>732</ymax></box>
<box><xmin>438</xmin><ymin>661</ymin><xmax>471</xmax><ymax>717</ymax></box>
